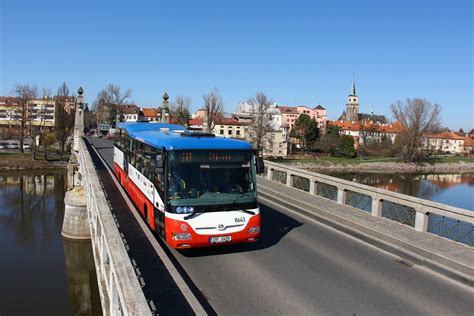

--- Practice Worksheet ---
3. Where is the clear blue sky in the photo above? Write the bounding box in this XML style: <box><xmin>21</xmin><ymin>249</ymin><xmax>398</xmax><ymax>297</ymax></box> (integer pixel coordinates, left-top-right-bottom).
<box><xmin>1</xmin><ymin>0</ymin><xmax>472</xmax><ymax>130</ymax></box>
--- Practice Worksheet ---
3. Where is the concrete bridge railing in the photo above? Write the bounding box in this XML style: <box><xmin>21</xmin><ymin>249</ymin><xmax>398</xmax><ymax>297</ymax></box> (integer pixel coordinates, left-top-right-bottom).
<box><xmin>78</xmin><ymin>138</ymin><xmax>151</xmax><ymax>315</ymax></box>
<box><xmin>263</xmin><ymin>160</ymin><xmax>474</xmax><ymax>247</ymax></box>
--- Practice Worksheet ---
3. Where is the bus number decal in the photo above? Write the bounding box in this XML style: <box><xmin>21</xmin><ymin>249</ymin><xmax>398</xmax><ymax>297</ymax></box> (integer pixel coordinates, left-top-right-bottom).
<box><xmin>235</xmin><ymin>217</ymin><xmax>245</xmax><ymax>223</ymax></box>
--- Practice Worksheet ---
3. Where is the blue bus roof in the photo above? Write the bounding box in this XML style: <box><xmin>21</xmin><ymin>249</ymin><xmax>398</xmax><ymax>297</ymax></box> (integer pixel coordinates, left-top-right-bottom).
<box><xmin>117</xmin><ymin>122</ymin><xmax>253</xmax><ymax>151</ymax></box>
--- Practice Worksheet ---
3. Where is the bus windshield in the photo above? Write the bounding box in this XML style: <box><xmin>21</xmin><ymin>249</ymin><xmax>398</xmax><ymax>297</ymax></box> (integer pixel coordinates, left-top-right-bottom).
<box><xmin>167</xmin><ymin>150</ymin><xmax>257</xmax><ymax>210</ymax></box>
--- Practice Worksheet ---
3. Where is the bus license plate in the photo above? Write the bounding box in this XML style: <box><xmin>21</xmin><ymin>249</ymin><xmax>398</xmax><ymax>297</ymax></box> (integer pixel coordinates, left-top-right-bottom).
<box><xmin>209</xmin><ymin>236</ymin><xmax>232</xmax><ymax>243</ymax></box>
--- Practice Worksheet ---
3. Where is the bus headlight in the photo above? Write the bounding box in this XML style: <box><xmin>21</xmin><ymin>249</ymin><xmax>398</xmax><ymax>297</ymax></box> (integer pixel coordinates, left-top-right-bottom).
<box><xmin>176</xmin><ymin>207</ymin><xmax>184</xmax><ymax>213</ymax></box>
<box><xmin>248</xmin><ymin>226</ymin><xmax>260</xmax><ymax>234</ymax></box>
<box><xmin>172</xmin><ymin>233</ymin><xmax>192</xmax><ymax>240</ymax></box>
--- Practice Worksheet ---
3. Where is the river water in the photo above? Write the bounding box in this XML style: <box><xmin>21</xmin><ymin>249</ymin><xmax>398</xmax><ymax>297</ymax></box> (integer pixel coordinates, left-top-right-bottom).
<box><xmin>323</xmin><ymin>171</ymin><xmax>474</xmax><ymax>211</ymax></box>
<box><xmin>0</xmin><ymin>172</ymin><xmax>101</xmax><ymax>315</ymax></box>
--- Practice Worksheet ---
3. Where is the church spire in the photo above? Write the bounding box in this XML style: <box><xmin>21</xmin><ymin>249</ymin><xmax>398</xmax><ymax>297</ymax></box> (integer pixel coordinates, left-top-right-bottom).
<box><xmin>351</xmin><ymin>79</ymin><xmax>356</xmax><ymax>96</ymax></box>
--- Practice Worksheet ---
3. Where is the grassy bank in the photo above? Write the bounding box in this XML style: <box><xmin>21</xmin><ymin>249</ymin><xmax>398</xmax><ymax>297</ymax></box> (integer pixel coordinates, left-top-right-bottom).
<box><xmin>0</xmin><ymin>151</ymin><xmax>69</xmax><ymax>170</ymax></box>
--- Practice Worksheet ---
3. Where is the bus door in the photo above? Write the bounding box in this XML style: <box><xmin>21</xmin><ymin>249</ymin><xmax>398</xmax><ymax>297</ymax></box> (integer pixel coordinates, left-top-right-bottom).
<box><xmin>153</xmin><ymin>153</ymin><xmax>166</xmax><ymax>237</ymax></box>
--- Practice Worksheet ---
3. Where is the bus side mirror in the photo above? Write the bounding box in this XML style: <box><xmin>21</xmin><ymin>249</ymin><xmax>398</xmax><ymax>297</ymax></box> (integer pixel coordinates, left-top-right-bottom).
<box><xmin>256</xmin><ymin>156</ymin><xmax>265</xmax><ymax>174</ymax></box>
<box><xmin>156</xmin><ymin>155</ymin><xmax>164</xmax><ymax>168</ymax></box>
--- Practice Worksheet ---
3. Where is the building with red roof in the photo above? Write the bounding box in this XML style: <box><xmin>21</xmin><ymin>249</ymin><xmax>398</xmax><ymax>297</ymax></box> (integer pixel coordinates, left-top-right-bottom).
<box><xmin>329</xmin><ymin>119</ymin><xmax>404</xmax><ymax>149</ymax></box>
<box><xmin>142</xmin><ymin>108</ymin><xmax>160</xmax><ymax>122</ymax></box>
<box><xmin>425</xmin><ymin>132</ymin><xmax>467</xmax><ymax>154</ymax></box>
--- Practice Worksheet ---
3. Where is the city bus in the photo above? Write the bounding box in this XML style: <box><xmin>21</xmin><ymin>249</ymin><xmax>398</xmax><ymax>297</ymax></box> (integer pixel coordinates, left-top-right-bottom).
<box><xmin>113</xmin><ymin>122</ymin><xmax>264</xmax><ymax>248</ymax></box>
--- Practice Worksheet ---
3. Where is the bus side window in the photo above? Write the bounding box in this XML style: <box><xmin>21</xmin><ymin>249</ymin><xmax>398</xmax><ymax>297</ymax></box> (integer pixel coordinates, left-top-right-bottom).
<box><xmin>136</xmin><ymin>142</ymin><xmax>144</xmax><ymax>155</ymax></box>
<box><xmin>124</xmin><ymin>137</ymin><xmax>130</xmax><ymax>154</ymax></box>
<box><xmin>131</xmin><ymin>153</ymin><xmax>137</xmax><ymax>167</ymax></box>
<box><xmin>154</xmin><ymin>173</ymin><xmax>165</xmax><ymax>194</ymax></box>
<box><xmin>137</xmin><ymin>155</ymin><xmax>145</xmax><ymax>174</ymax></box>
<box><xmin>151</xmin><ymin>149</ymin><xmax>165</xmax><ymax>194</ymax></box>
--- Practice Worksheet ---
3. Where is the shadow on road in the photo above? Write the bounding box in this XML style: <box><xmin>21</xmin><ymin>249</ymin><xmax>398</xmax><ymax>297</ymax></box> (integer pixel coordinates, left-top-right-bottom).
<box><xmin>177</xmin><ymin>203</ymin><xmax>303</xmax><ymax>257</ymax></box>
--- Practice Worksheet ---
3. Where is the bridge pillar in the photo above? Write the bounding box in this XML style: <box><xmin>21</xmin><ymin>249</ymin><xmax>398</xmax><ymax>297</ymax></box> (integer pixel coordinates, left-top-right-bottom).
<box><xmin>62</xmin><ymin>186</ymin><xmax>91</xmax><ymax>240</ymax></box>
<box><xmin>63</xmin><ymin>87</ymin><xmax>90</xmax><ymax>240</ymax></box>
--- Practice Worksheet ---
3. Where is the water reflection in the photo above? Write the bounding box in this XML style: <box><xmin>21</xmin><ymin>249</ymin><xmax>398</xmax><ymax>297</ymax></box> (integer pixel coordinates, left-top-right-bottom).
<box><xmin>0</xmin><ymin>172</ymin><xmax>101</xmax><ymax>315</ymax></box>
<box><xmin>63</xmin><ymin>239</ymin><xmax>101</xmax><ymax>315</ymax></box>
<box><xmin>323</xmin><ymin>172</ymin><xmax>474</xmax><ymax>211</ymax></box>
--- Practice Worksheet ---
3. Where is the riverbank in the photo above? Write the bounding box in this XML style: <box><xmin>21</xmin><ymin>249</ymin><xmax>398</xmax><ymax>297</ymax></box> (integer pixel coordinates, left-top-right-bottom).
<box><xmin>278</xmin><ymin>158</ymin><xmax>474</xmax><ymax>173</ymax></box>
<box><xmin>0</xmin><ymin>152</ymin><xmax>68</xmax><ymax>171</ymax></box>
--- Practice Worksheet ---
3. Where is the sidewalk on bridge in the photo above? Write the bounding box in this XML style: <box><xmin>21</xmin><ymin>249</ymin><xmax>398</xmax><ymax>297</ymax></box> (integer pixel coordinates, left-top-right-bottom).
<box><xmin>257</xmin><ymin>177</ymin><xmax>474</xmax><ymax>286</ymax></box>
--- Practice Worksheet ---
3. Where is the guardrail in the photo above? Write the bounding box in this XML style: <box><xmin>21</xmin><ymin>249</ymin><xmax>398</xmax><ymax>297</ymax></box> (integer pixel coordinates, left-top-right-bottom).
<box><xmin>263</xmin><ymin>160</ymin><xmax>474</xmax><ymax>247</ymax></box>
<box><xmin>78</xmin><ymin>138</ymin><xmax>151</xmax><ymax>315</ymax></box>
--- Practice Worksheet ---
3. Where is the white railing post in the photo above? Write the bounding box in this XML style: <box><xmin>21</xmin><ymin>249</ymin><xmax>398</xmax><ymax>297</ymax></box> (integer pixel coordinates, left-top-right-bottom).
<box><xmin>310</xmin><ymin>180</ymin><xmax>317</xmax><ymax>196</ymax></box>
<box><xmin>415</xmin><ymin>209</ymin><xmax>429</xmax><ymax>232</ymax></box>
<box><xmin>267</xmin><ymin>168</ymin><xmax>273</xmax><ymax>181</ymax></box>
<box><xmin>337</xmin><ymin>187</ymin><xmax>347</xmax><ymax>204</ymax></box>
<box><xmin>286</xmin><ymin>173</ymin><xmax>293</xmax><ymax>188</ymax></box>
<box><xmin>371</xmin><ymin>196</ymin><xmax>383</xmax><ymax>217</ymax></box>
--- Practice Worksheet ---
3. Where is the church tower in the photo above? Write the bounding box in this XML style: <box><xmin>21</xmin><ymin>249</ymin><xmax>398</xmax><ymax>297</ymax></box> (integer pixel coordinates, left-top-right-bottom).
<box><xmin>345</xmin><ymin>79</ymin><xmax>359</xmax><ymax>122</ymax></box>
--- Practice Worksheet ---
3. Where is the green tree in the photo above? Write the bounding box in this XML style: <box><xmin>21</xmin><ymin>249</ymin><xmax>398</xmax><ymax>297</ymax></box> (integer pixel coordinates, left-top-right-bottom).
<box><xmin>290</xmin><ymin>114</ymin><xmax>320</xmax><ymax>150</ymax></box>
<box><xmin>316</xmin><ymin>124</ymin><xmax>340</xmax><ymax>155</ymax></box>
<box><xmin>338</xmin><ymin>135</ymin><xmax>356</xmax><ymax>158</ymax></box>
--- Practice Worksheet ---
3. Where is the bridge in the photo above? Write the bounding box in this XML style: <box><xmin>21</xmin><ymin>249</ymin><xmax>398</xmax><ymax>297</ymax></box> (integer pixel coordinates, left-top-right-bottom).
<box><xmin>62</xmin><ymin>90</ymin><xmax>473</xmax><ymax>315</ymax></box>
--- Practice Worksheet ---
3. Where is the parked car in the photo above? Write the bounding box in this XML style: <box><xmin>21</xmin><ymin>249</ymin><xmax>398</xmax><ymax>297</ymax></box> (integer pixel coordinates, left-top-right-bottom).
<box><xmin>0</xmin><ymin>143</ymin><xmax>8</xmax><ymax>149</ymax></box>
<box><xmin>107</xmin><ymin>128</ymin><xmax>116</xmax><ymax>140</ymax></box>
<box><xmin>7</xmin><ymin>144</ymin><xmax>19</xmax><ymax>150</ymax></box>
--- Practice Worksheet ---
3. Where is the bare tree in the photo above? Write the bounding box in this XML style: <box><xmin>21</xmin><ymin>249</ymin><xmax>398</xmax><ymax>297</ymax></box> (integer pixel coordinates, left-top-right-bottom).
<box><xmin>12</xmin><ymin>84</ymin><xmax>38</xmax><ymax>153</ymax></box>
<box><xmin>95</xmin><ymin>84</ymin><xmax>132</xmax><ymax>124</ymax></box>
<box><xmin>41</xmin><ymin>88</ymin><xmax>52</xmax><ymax>98</ymax></box>
<box><xmin>57</xmin><ymin>82</ymin><xmax>70</xmax><ymax>98</ymax></box>
<box><xmin>35</xmin><ymin>88</ymin><xmax>54</xmax><ymax>160</ymax></box>
<box><xmin>247</xmin><ymin>92</ymin><xmax>274</xmax><ymax>152</ymax></box>
<box><xmin>97</xmin><ymin>84</ymin><xmax>132</xmax><ymax>105</ymax></box>
<box><xmin>55</xmin><ymin>82</ymin><xmax>75</xmax><ymax>157</ymax></box>
<box><xmin>202</xmin><ymin>89</ymin><xmax>224</xmax><ymax>133</ymax></box>
<box><xmin>358</xmin><ymin>120</ymin><xmax>377</xmax><ymax>157</ymax></box>
<box><xmin>391</xmin><ymin>98</ymin><xmax>441</xmax><ymax>162</ymax></box>
<box><xmin>171</xmin><ymin>95</ymin><xmax>192</xmax><ymax>126</ymax></box>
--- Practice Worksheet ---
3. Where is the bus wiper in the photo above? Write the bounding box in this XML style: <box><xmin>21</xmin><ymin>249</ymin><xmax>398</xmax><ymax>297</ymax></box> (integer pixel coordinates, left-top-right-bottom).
<box><xmin>227</xmin><ymin>197</ymin><xmax>255</xmax><ymax>215</ymax></box>
<box><xmin>237</xmin><ymin>209</ymin><xmax>256</xmax><ymax>215</ymax></box>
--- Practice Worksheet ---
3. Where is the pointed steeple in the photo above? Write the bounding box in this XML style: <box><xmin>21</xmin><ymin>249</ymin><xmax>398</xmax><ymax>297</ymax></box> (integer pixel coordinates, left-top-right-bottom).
<box><xmin>351</xmin><ymin>79</ymin><xmax>356</xmax><ymax>96</ymax></box>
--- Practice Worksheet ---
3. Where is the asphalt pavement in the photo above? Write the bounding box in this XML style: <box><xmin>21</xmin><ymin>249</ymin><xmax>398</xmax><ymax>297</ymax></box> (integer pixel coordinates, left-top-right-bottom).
<box><xmin>88</xmin><ymin>137</ymin><xmax>474</xmax><ymax>315</ymax></box>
